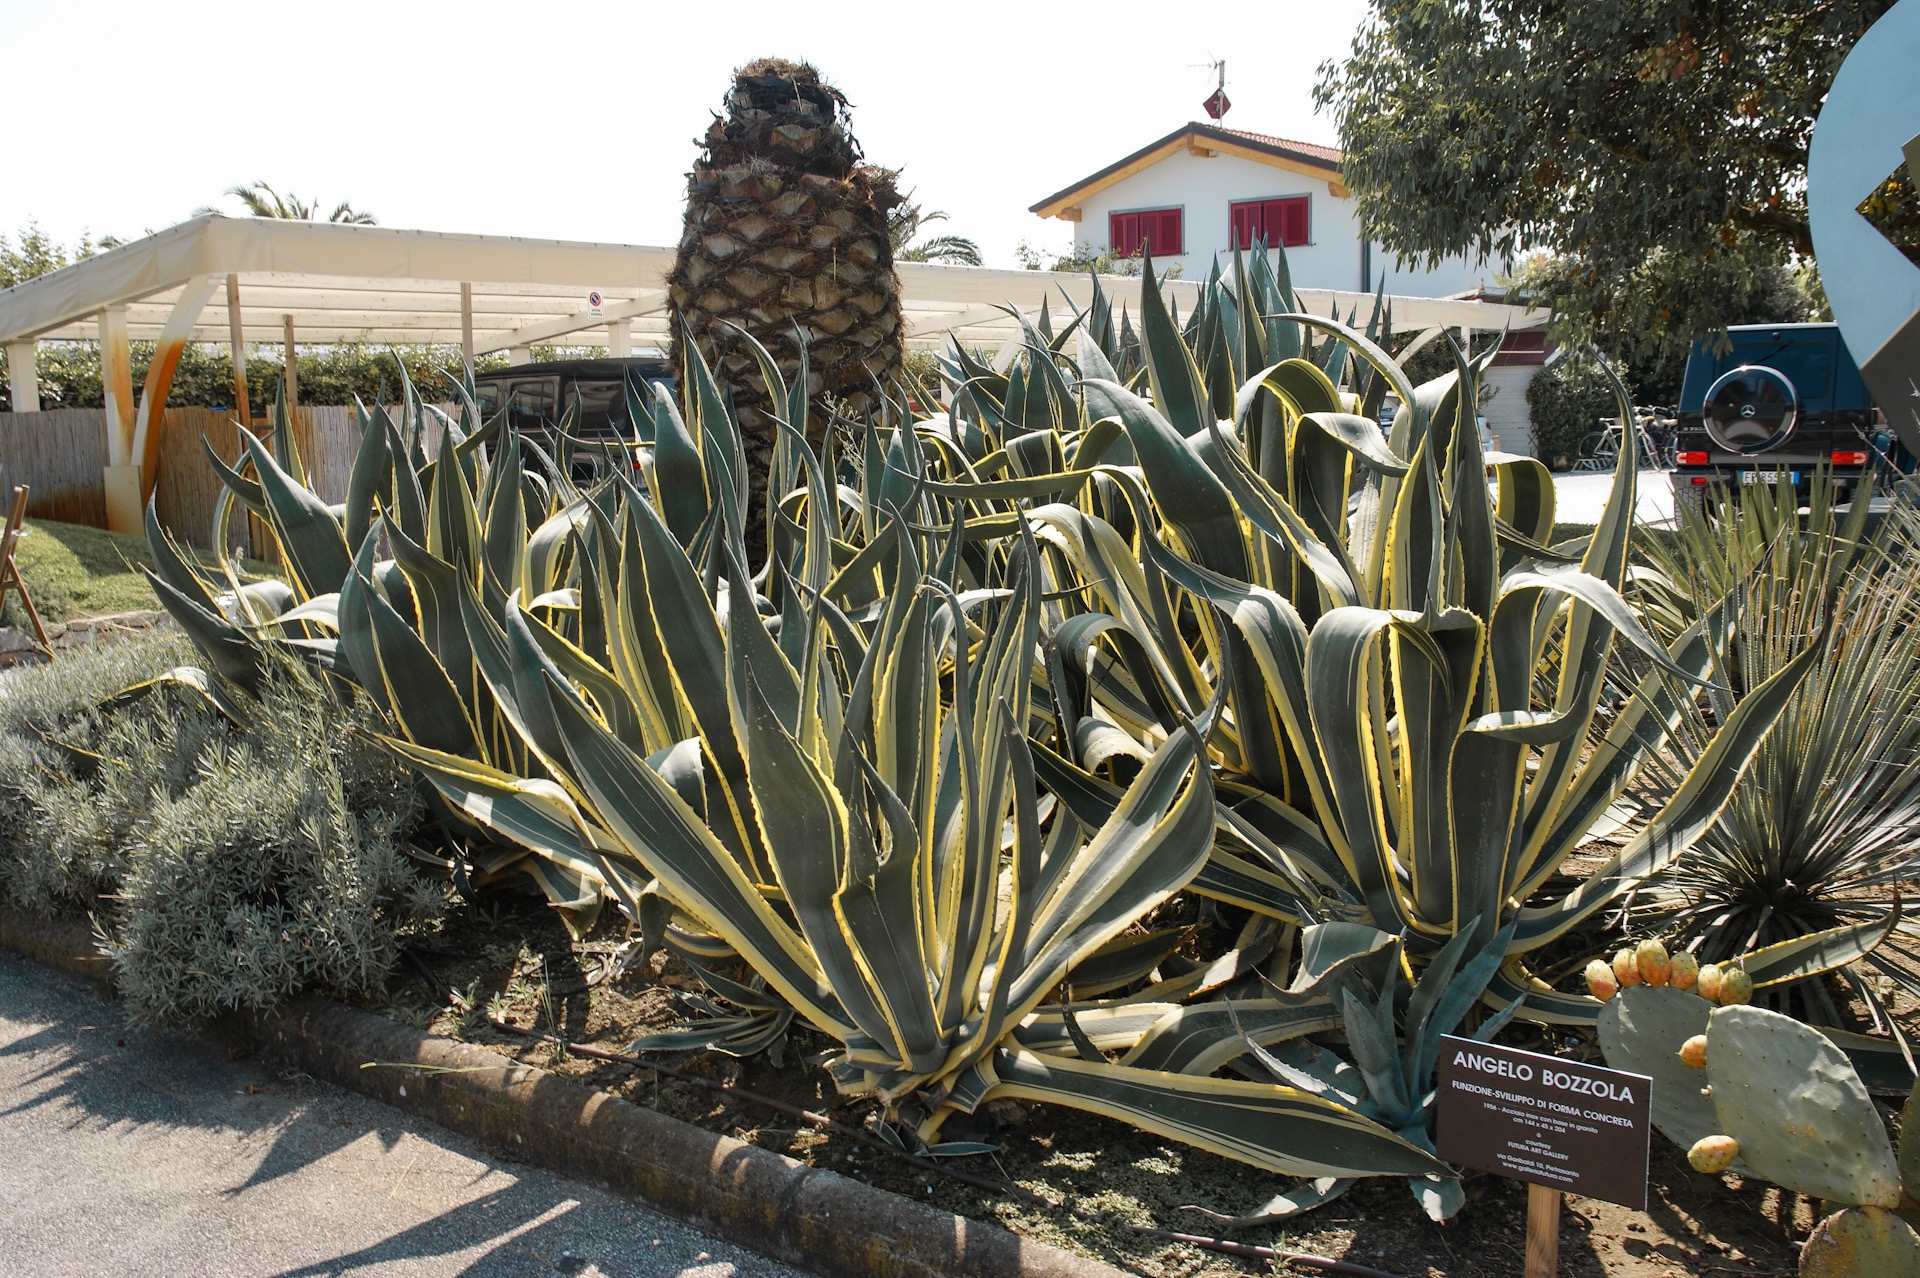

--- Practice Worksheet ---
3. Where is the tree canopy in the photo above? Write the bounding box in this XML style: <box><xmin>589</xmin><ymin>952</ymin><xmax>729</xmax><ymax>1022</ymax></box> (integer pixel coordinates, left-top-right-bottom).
<box><xmin>1316</xmin><ymin>1</ymin><xmax>1899</xmax><ymax>354</ymax></box>
<box><xmin>889</xmin><ymin>196</ymin><xmax>982</xmax><ymax>266</ymax></box>
<box><xmin>205</xmin><ymin>181</ymin><xmax>376</xmax><ymax>224</ymax></box>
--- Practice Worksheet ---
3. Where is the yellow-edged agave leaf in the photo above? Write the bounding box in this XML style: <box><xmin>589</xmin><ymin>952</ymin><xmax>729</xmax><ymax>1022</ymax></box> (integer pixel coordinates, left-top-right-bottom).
<box><xmin>234</xmin><ymin>426</ymin><xmax>353</xmax><ymax>599</ymax></box>
<box><xmin>974</xmin><ymin>1047</ymin><xmax>1449</xmax><ymax>1181</ymax></box>
<box><xmin>539</xmin><ymin>668</ymin><xmax>856</xmax><ymax>1038</ymax></box>
<box><xmin>1122</xmin><ymin>999</ymin><xmax>1347</xmax><ymax>1075</ymax></box>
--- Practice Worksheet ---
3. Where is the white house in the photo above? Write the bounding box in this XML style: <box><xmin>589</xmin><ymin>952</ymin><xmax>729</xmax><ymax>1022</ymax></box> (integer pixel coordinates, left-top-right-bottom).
<box><xmin>1030</xmin><ymin>122</ymin><xmax>1550</xmax><ymax>453</ymax></box>
<box><xmin>1029</xmin><ymin>122</ymin><xmax>1495</xmax><ymax>299</ymax></box>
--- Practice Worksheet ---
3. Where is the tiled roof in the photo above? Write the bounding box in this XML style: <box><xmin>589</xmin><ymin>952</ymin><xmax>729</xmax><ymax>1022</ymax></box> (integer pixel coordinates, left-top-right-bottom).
<box><xmin>1213</xmin><ymin>128</ymin><xmax>1343</xmax><ymax>166</ymax></box>
<box><xmin>1030</xmin><ymin>123</ymin><xmax>1345</xmax><ymax>217</ymax></box>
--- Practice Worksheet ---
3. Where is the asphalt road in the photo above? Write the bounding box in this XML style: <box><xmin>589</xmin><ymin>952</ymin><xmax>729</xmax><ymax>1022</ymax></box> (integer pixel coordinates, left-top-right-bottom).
<box><xmin>0</xmin><ymin>952</ymin><xmax>805</xmax><ymax>1278</ymax></box>
<box><xmin>1550</xmin><ymin>467</ymin><xmax>1677</xmax><ymax>527</ymax></box>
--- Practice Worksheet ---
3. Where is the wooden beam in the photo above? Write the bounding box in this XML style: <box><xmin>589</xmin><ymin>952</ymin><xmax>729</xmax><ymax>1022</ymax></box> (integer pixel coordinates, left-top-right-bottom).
<box><xmin>283</xmin><ymin>314</ymin><xmax>298</xmax><ymax>409</ymax></box>
<box><xmin>1185</xmin><ymin>141</ymin><xmax>1217</xmax><ymax>157</ymax></box>
<box><xmin>1328</xmin><ymin>180</ymin><xmax>1351</xmax><ymax>198</ymax></box>
<box><xmin>1057</xmin><ymin>206</ymin><xmax>1082</xmax><ymax>224</ymax></box>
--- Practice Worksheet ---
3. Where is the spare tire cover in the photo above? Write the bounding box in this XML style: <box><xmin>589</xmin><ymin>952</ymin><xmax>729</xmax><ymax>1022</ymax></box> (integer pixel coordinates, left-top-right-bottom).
<box><xmin>1704</xmin><ymin>364</ymin><xmax>1799</xmax><ymax>454</ymax></box>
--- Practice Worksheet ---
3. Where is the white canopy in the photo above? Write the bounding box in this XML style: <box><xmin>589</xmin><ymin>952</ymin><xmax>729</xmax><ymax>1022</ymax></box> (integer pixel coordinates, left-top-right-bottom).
<box><xmin>0</xmin><ymin>214</ymin><xmax>1547</xmax><ymax>355</ymax></box>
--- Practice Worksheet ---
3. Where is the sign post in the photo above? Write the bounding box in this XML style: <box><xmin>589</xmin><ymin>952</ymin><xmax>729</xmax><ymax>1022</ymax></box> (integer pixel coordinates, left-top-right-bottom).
<box><xmin>1437</xmin><ymin>1035</ymin><xmax>1652</xmax><ymax>1276</ymax></box>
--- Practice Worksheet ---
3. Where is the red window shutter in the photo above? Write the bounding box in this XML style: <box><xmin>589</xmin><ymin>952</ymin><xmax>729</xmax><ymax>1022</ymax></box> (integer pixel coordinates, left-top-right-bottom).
<box><xmin>1275</xmin><ymin>196</ymin><xmax>1310</xmax><ymax>247</ymax></box>
<box><xmin>1158</xmin><ymin>208</ymin><xmax>1184</xmax><ymax>255</ymax></box>
<box><xmin>1228</xmin><ymin>201</ymin><xmax>1258</xmax><ymax>250</ymax></box>
<box><xmin>1110</xmin><ymin>211</ymin><xmax>1140</xmax><ymax>257</ymax></box>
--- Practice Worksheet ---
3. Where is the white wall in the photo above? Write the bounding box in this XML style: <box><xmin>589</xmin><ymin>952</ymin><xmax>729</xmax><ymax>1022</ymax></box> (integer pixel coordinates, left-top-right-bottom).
<box><xmin>1069</xmin><ymin>148</ymin><xmax>1494</xmax><ymax>300</ymax></box>
<box><xmin>1481</xmin><ymin>362</ymin><xmax>1543</xmax><ymax>458</ymax></box>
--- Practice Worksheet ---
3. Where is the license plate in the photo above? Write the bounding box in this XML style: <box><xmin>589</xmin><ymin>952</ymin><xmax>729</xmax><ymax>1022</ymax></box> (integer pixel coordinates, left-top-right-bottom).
<box><xmin>1739</xmin><ymin>470</ymin><xmax>1799</xmax><ymax>485</ymax></box>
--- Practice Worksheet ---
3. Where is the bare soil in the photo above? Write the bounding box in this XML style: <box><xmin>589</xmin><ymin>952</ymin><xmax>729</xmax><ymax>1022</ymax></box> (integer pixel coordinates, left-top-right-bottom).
<box><xmin>369</xmin><ymin>895</ymin><xmax>1834</xmax><ymax>1278</ymax></box>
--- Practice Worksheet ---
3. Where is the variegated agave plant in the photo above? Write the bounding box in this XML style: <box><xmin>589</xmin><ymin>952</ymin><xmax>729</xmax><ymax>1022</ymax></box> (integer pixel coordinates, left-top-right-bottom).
<box><xmin>138</xmin><ymin>254</ymin><xmax>1833</xmax><ymax>1218</ymax></box>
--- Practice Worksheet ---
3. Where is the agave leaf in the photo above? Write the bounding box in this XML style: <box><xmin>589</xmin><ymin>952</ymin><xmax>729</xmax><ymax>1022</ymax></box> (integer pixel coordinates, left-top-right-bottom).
<box><xmin>235</xmin><ymin>425</ymin><xmax>352</xmax><ymax>599</ymax></box>
<box><xmin>977</xmin><ymin>1046</ymin><xmax>1449</xmax><ymax>1180</ymax></box>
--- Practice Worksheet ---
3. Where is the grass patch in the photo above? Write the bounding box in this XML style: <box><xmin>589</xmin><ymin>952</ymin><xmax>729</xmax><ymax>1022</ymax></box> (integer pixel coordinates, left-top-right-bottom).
<box><xmin>4</xmin><ymin>518</ymin><xmax>276</xmax><ymax>627</ymax></box>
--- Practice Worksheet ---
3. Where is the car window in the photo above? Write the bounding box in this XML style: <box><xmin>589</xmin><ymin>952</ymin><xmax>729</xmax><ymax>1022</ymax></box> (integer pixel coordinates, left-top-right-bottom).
<box><xmin>477</xmin><ymin>383</ymin><xmax>503</xmax><ymax>418</ymax></box>
<box><xmin>1760</xmin><ymin>341</ymin><xmax>1833</xmax><ymax>406</ymax></box>
<box><xmin>509</xmin><ymin>379</ymin><xmax>557</xmax><ymax>431</ymax></box>
<box><xmin>568</xmin><ymin>380</ymin><xmax>629</xmax><ymax>435</ymax></box>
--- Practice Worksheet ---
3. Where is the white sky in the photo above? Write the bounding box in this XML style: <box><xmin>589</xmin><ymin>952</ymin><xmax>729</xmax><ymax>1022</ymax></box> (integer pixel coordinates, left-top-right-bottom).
<box><xmin>0</xmin><ymin>0</ymin><xmax>1371</xmax><ymax>271</ymax></box>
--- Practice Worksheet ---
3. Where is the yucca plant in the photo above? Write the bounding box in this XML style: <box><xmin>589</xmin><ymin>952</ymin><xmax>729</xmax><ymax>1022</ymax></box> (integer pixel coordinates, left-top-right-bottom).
<box><xmin>1625</xmin><ymin>476</ymin><xmax>1920</xmax><ymax>1028</ymax></box>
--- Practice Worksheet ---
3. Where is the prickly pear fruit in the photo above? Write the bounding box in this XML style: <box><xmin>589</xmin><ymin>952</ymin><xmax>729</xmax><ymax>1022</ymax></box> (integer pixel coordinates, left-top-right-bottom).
<box><xmin>1689</xmin><ymin>1134</ymin><xmax>1740</xmax><ymax>1173</ymax></box>
<box><xmin>1636</xmin><ymin>938</ymin><xmax>1672</xmax><ymax>986</ymax></box>
<box><xmin>1679</xmin><ymin>1035</ymin><xmax>1708</xmax><ymax>1069</ymax></box>
<box><xmin>1718</xmin><ymin>968</ymin><xmax>1754</xmax><ymax>1006</ymax></box>
<box><xmin>1586</xmin><ymin>959</ymin><xmax>1619</xmax><ymax>1001</ymax></box>
<box><xmin>1696</xmin><ymin>963</ymin><xmax>1724</xmax><ymax>1002</ymax></box>
<box><xmin>1613</xmin><ymin>948</ymin><xmax>1643</xmax><ymax>989</ymax></box>
<box><xmin>1668</xmin><ymin>951</ymin><xmax>1700</xmax><ymax>992</ymax></box>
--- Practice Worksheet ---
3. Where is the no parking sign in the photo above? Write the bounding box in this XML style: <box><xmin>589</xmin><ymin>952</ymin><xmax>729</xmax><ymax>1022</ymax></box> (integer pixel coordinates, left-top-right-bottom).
<box><xmin>587</xmin><ymin>289</ymin><xmax>604</xmax><ymax>319</ymax></box>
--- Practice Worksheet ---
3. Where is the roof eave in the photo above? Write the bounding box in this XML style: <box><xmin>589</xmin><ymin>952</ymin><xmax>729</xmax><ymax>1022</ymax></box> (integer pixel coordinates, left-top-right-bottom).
<box><xmin>1029</xmin><ymin>122</ymin><xmax>1344</xmax><ymax>221</ymax></box>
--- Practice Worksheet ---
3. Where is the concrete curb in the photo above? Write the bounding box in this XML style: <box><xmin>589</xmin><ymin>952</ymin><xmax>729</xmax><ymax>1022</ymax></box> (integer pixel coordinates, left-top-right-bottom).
<box><xmin>0</xmin><ymin>909</ymin><xmax>1125</xmax><ymax>1278</ymax></box>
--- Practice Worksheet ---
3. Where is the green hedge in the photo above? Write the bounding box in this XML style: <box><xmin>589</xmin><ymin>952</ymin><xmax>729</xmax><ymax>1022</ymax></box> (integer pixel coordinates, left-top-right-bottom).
<box><xmin>1525</xmin><ymin>359</ymin><xmax>1618</xmax><ymax>471</ymax></box>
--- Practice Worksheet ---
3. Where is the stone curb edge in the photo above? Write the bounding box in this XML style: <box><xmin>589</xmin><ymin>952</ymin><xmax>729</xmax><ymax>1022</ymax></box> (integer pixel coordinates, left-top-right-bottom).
<box><xmin>0</xmin><ymin>909</ymin><xmax>1127</xmax><ymax>1278</ymax></box>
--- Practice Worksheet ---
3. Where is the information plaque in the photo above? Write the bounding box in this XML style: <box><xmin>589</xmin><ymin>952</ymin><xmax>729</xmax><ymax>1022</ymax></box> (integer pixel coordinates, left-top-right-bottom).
<box><xmin>1436</xmin><ymin>1034</ymin><xmax>1653</xmax><ymax>1210</ymax></box>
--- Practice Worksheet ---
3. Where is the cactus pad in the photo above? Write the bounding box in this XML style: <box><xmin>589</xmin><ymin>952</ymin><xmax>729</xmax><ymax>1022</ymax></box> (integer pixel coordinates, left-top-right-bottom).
<box><xmin>1798</xmin><ymin>1206</ymin><xmax>1920</xmax><ymax>1278</ymax></box>
<box><xmin>1706</xmin><ymin>1005</ymin><xmax>1901</xmax><ymax>1208</ymax></box>
<box><xmin>1598</xmin><ymin>987</ymin><xmax>1740</xmax><ymax>1167</ymax></box>
<box><xmin>1899</xmin><ymin>1076</ymin><xmax>1920</xmax><ymax>1206</ymax></box>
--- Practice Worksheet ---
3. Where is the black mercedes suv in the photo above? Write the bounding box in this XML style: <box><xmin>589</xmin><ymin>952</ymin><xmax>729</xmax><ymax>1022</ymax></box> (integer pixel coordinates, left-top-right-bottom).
<box><xmin>1671</xmin><ymin>324</ymin><xmax>1884</xmax><ymax>510</ymax></box>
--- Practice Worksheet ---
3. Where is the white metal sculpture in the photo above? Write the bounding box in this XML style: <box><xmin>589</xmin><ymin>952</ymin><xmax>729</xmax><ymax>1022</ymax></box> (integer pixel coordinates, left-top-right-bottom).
<box><xmin>1809</xmin><ymin>0</ymin><xmax>1920</xmax><ymax>454</ymax></box>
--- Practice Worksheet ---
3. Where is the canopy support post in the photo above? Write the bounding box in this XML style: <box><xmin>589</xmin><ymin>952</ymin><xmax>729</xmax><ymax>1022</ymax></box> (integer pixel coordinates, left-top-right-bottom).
<box><xmin>133</xmin><ymin>276</ymin><xmax>217</xmax><ymax>505</ymax></box>
<box><xmin>5</xmin><ymin>340</ymin><xmax>36</xmax><ymax>413</ymax></box>
<box><xmin>282</xmin><ymin>314</ymin><xmax>298</xmax><ymax>410</ymax></box>
<box><xmin>461</xmin><ymin>282</ymin><xmax>475</xmax><ymax>379</ymax></box>
<box><xmin>608</xmin><ymin>317</ymin><xmax>631</xmax><ymax>358</ymax></box>
<box><xmin>100</xmin><ymin>304</ymin><xmax>140</xmax><ymax>533</ymax></box>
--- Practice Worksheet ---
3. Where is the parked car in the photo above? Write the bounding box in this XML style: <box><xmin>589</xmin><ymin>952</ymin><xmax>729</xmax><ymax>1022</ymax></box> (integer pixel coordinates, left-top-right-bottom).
<box><xmin>473</xmin><ymin>357</ymin><xmax>674</xmax><ymax>481</ymax></box>
<box><xmin>1670</xmin><ymin>323</ymin><xmax>1898</xmax><ymax>510</ymax></box>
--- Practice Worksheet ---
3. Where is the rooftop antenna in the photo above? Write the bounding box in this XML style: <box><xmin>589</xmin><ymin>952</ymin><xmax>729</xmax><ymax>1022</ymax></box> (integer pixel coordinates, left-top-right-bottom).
<box><xmin>1194</xmin><ymin>57</ymin><xmax>1231</xmax><ymax>121</ymax></box>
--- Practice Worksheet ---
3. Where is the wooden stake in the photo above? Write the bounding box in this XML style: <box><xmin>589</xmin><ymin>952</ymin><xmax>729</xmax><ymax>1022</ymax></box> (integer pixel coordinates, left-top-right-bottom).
<box><xmin>225</xmin><ymin>274</ymin><xmax>249</xmax><ymax>424</ymax></box>
<box><xmin>1525</xmin><ymin>1184</ymin><xmax>1561</xmax><ymax>1276</ymax></box>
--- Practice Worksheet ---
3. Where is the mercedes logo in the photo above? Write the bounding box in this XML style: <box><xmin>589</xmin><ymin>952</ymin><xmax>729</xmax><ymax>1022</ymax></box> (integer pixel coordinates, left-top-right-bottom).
<box><xmin>1740</xmin><ymin>404</ymin><xmax>1757</xmax><ymax>418</ymax></box>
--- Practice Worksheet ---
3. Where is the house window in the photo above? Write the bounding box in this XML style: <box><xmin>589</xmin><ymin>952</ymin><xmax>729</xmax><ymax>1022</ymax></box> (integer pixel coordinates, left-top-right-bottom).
<box><xmin>1228</xmin><ymin>196</ymin><xmax>1311</xmax><ymax>250</ymax></box>
<box><xmin>1109</xmin><ymin>207</ymin><xmax>1183</xmax><ymax>258</ymax></box>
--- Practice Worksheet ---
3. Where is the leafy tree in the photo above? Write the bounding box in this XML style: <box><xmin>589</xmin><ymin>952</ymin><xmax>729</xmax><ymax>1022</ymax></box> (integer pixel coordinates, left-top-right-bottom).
<box><xmin>889</xmin><ymin>196</ymin><xmax>982</xmax><ymax>266</ymax></box>
<box><xmin>1507</xmin><ymin>246</ymin><xmax>1807</xmax><ymax>402</ymax></box>
<box><xmin>204</xmin><ymin>181</ymin><xmax>376</xmax><ymax>224</ymax></box>
<box><xmin>1317</xmin><ymin>1</ymin><xmax>1899</xmax><ymax>353</ymax></box>
<box><xmin>1</xmin><ymin>222</ymin><xmax>120</xmax><ymax>288</ymax></box>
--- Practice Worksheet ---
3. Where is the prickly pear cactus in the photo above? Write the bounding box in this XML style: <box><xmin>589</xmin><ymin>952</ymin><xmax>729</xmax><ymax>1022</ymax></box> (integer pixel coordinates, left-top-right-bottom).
<box><xmin>1798</xmin><ymin>1206</ymin><xmax>1920</xmax><ymax>1278</ymax></box>
<box><xmin>1705</xmin><ymin>1005</ymin><xmax>1902</xmax><ymax>1208</ymax></box>
<box><xmin>1598</xmin><ymin>987</ymin><xmax>1742</xmax><ymax>1168</ymax></box>
<box><xmin>1900</xmin><ymin>1076</ymin><xmax>1920</xmax><ymax>1207</ymax></box>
